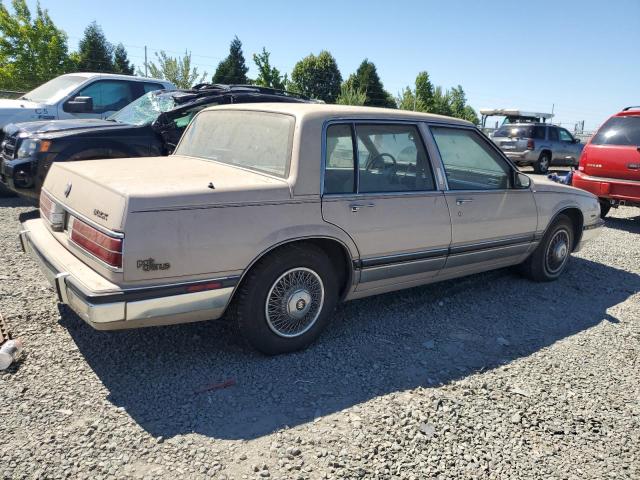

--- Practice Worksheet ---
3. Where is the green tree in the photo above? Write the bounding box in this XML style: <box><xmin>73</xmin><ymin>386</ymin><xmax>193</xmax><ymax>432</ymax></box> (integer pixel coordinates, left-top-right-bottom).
<box><xmin>346</xmin><ymin>59</ymin><xmax>395</xmax><ymax>108</ymax></box>
<box><xmin>253</xmin><ymin>47</ymin><xmax>286</xmax><ymax>90</ymax></box>
<box><xmin>76</xmin><ymin>21</ymin><xmax>113</xmax><ymax>72</ymax></box>
<box><xmin>396</xmin><ymin>86</ymin><xmax>426</xmax><ymax>111</ymax></box>
<box><xmin>0</xmin><ymin>0</ymin><xmax>73</xmax><ymax>90</ymax></box>
<box><xmin>448</xmin><ymin>85</ymin><xmax>478</xmax><ymax>123</ymax></box>
<box><xmin>140</xmin><ymin>50</ymin><xmax>206</xmax><ymax>89</ymax></box>
<box><xmin>415</xmin><ymin>71</ymin><xmax>434</xmax><ymax>111</ymax></box>
<box><xmin>432</xmin><ymin>86</ymin><xmax>452</xmax><ymax>116</ymax></box>
<box><xmin>212</xmin><ymin>36</ymin><xmax>249</xmax><ymax>84</ymax></box>
<box><xmin>289</xmin><ymin>50</ymin><xmax>342</xmax><ymax>103</ymax></box>
<box><xmin>336</xmin><ymin>82</ymin><xmax>366</xmax><ymax>106</ymax></box>
<box><xmin>113</xmin><ymin>43</ymin><xmax>133</xmax><ymax>75</ymax></box>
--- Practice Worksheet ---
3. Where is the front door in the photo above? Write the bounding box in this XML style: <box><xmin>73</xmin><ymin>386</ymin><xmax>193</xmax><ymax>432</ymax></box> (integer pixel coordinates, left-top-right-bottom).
<box><xmin>321</xmin><ymin>122</ymin><xmax>452</xmax><ymax>291</ymax></box>
<box><xmin>429</xmin><ymin>126</ymin><xmax>538</xmax><ymax>275</ymax></box>
<box><xmin>61</xmin><ymin>80</ymin><xmax>135</xmax><ymax>119</ymax></box>
<box><xmin>558</xmin><ymin>127</ymin><xmax>580</xmax><ymax>165</ymax></box>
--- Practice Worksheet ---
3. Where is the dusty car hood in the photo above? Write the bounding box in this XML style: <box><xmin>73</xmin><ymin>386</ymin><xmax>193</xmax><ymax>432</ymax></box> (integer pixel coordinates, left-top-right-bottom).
<box><xmin>531</xmin><ymin>175</ymin><xmax>595</xmax><ymax>198</ymax></box>
<box><xmin>44</xmin><ymin>155</ymin><xmax>292</xmax><ymax>229</ymax></box>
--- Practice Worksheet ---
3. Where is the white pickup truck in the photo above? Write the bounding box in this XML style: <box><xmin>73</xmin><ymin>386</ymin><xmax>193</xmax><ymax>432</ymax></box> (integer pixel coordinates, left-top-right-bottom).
<box><xmin>0</xmin><ymin>72</ymin><xmax>175</xmax><ymax>135</ymax></box>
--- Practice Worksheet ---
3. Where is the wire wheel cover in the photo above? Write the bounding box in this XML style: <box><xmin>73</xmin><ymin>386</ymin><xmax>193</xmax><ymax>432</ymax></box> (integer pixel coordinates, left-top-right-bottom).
<box><xmin>265</xmin><ymin>267</ymin><xmax>325</xmax><ymax>338</ymax></box>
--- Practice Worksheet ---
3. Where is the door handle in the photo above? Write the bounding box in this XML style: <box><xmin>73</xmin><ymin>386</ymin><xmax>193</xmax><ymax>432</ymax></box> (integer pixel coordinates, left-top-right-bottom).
<box><xmin>350</xmin><ymin>203</ymin><xmax>375</xmax><ymax>212</ymax></box>
<box><xmin>456</xmin><ymin>198</ymin><xmax>473</xmax><ymax>206</ymax></box>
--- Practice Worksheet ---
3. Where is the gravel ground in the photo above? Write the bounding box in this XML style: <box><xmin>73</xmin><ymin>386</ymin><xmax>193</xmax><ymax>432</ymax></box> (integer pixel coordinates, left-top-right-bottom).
<box><xmin>1</xmin><ymin>195</ymin><xmax>638</xmax><ymax>480</ymax></box>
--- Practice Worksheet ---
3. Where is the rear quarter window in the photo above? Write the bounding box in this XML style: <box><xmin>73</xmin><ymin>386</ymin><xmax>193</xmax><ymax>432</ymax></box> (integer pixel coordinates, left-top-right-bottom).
<box><xmin>591</xmin><ymin>116</ymin><xmax>640</xmax><ymax>146</ymax></box>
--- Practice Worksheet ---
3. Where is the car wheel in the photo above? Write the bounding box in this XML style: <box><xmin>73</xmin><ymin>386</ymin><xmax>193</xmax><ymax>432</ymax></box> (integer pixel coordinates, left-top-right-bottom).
<box><xmin>533</xmin><ymin>152</ymin><xmax>551</xmax><ymax>174</ymax></box>
<box><xmin>599</xmin><ymin>200</ymin><xmax>611</xmax><ymax>219</ymax></box>
<box><xmin>234</xmin><ymin>244</ymin><xmax>338</xmax><ymax>355</ymax></box>
<box><xmin>520</xmin><ymin>214</ymin><xmax>574</xmax><ymax>282</ymax></box>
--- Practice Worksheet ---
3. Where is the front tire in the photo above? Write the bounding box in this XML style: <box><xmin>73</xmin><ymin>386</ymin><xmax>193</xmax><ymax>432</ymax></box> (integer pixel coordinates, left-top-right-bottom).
<box><xmin>234</xmin><ymin>244</ymin><xmax>338</xmax><ymax>355</ymax></box>
<box><xmin>520</xmin><ymin>214</ymin><xmax>574</xmax><ymax>282</ymax></box>
<box><xmin>533</xmin><ymin>152</ymin><xmax>551</xmax><ymax>174</ymax></box>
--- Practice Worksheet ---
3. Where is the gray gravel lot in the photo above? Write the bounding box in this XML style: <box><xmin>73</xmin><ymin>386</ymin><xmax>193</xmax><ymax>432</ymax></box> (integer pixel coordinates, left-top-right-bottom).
<box><xmin>1</xmin><ymin>194</ymin><xmax>638</xmax><ymax>479</ymax></box>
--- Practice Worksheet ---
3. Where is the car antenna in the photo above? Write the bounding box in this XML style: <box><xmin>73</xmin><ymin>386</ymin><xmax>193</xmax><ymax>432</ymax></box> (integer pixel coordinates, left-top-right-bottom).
<box><xmin>208</xmin><ymin>182</ymin><xmax>215</xmax><ymax>190</ymax></box>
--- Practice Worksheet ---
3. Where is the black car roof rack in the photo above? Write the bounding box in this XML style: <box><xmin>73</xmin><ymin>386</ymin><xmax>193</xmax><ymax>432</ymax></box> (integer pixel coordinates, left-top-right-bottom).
<box><xmin>190</xmin><ymin>83</ymin><xmax>313</xmax><ymax>101</ymax></box>
<box><xmin>622</xmin><ymin>106</ymin><xmax>640</xmax><ymax>111</ymax></box>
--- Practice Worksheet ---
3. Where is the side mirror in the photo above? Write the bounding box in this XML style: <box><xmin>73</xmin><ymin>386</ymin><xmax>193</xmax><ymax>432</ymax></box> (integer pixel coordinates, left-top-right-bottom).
<box><xmin>64</xmin><ymin>96</ymin><xmax>93</xmax><ymax>113</ymax></box>
<box><xmin>515</xmin><ymin>172</ymin><xmax>531</xmax><ymax>189</ymax></box>
<box><xmin>573</xmin><ymin>138</ymin><xmax>581</xmax><ymax>144</ymax></box>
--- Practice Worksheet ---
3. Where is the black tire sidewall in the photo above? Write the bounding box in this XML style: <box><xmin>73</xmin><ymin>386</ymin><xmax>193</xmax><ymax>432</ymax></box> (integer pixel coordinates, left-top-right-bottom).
<box><xmin>237</xmin><ymin>246</ymin><xmax>338</xmax><ymax>355</ymax></box>
<box><xmin>539</xmin><ymin>218</ymin><xmax>573</xmax><ymax>280</ymax></box>
<box><xmin>535</xmin><ymin>153</ymin><xmax>550</xmax><ymax>174</ymax></box>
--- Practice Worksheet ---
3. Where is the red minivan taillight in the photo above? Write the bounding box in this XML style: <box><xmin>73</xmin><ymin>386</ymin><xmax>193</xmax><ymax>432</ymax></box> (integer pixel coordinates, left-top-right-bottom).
<box><xmin>527</xmin><ymin>139</ymin><xmax>535</xmax><ymax>150</ymax></box>
<box><xmin>70</xmin><ymin>217</ymin><xmax>123</xmax><ymax>268</ymax></box>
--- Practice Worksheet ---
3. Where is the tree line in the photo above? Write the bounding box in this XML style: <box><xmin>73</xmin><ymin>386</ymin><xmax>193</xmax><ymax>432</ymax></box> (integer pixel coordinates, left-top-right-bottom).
<box><xmin>0</xmin><ymin>0</ymin><xmax>478</xmax><ymax>123</ymax></box>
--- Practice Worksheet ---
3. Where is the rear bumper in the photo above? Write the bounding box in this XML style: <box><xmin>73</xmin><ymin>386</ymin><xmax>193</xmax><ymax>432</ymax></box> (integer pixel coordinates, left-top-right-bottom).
<box><xmin>572</xmin><ymin>171</ymin><xmax>640</xmax><ymax>205</ymax></box>
<box><xmin>503</xmin><ymin>151</ymin><xmax>535</xmax><ymax>164</ymax></box>
<box><xmin>19</xmin><ymin>218</ymin><xmax>236</xmax><ymax>330</ymax></box>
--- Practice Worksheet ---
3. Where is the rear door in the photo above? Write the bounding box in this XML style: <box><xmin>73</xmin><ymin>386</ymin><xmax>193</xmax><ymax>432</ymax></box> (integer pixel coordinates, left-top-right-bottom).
<box><xmin>321</xmin><ymin>122</ymin><xmax>452</xmax><ymax>291</ymax></box>
<box><xmin>548</xmin><ymin>126</ymin><xmax>561</xmax><ymax>162</ymax></box>
<box><xmin>584</xmin><ymin>114</ymin><xmax>640</xmax><ymax>181</ymax></box>
<box><xmin>429</xmin><ymin>125</ymin><xmax>537</xmax><ymax>275</ymax></box>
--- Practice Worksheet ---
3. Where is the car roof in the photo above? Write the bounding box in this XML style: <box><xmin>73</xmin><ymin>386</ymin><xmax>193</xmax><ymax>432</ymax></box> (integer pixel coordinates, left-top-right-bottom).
<box><xmin>60</xmin><ymin>72</ymin><xmax>173</xmax><ymax>85</ymax></box>
<box><xmin>199</xmin><ymin>103</ymin><xmax>475</xmax><ymax>126</ymax></box>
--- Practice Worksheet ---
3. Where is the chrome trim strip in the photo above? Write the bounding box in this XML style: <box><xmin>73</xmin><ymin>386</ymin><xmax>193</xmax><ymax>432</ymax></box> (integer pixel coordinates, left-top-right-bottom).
<box><xmin>360</xmin><ymin>257</ymin><xmax>446</xmax><ymax>283</ymax></box>
<box><xmin>444</xmin><ymin>242</ymin><xmax>532</xmax><ymax>268</ymax></box>
<box><xmin>584</xmin><ymin>219</ymin><xmax>605</xmax><ymax>231</ymax></box>
<box><xmin>449</xmin><ymin>234</ymin><xmax>536</xmax><ymax>255</ymax></box>
<box><xmin>360</xmin><ymin>247</ymin><xmax>449</xmax><ymax>268</ymax></box>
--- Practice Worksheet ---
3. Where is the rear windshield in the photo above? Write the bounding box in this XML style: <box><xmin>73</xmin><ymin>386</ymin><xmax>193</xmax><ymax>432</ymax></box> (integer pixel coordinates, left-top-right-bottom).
<box><xmin>175</xmin><ymin>110</ymin><xmax>294</xmax><ymax>178</ymax></box>
<box><xmin>494</xmin><ymin>125</ymin><xmax>545</xmax><ymax>139</ymax></box>
<box><xmin>591</xmin><ymin>116</ymin><xmax>640</xmax><ymax>146</ymax></box>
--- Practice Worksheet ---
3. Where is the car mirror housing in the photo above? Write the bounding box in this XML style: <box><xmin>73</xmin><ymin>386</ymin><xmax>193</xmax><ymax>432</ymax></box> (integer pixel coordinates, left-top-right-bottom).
<box><xmin>64</xmin><ymin>96</ymin><xmax>94</xmax><ymax>113</ymax></box>
<box><xmin>515</xmin><ymin>172</ymin><xmax>531</xmax><ymax>189</ymax></box>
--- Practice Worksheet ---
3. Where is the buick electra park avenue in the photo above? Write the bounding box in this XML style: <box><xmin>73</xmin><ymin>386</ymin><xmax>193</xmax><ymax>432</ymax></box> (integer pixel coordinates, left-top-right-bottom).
<box><xmin>19</xmin><ymin>104</ymin><xmax>604</xmax><ymax>354</ymax></box>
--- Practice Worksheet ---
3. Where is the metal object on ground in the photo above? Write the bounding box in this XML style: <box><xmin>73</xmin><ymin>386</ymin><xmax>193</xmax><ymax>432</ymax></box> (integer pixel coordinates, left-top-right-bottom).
<box><xmin>0</xmin><ymin>338</ymin><xmax>23</xmax><ymax>370</ymax></box>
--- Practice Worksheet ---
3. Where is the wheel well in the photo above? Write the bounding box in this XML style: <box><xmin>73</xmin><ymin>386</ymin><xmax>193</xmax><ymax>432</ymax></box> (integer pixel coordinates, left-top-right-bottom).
<box><xmin>540</xmin><ymin>149</ymin><xmax>552</xmax><ymax>158</ymax></box>
<box><xmin>557</xmin><ymin>208</ymin><xmax>583</xmax><ymax>250</ymax></box>
<box><xmin>236</xmin><ymin>238</ymin><xmax>353</xmax><ymax>301</ymax></box>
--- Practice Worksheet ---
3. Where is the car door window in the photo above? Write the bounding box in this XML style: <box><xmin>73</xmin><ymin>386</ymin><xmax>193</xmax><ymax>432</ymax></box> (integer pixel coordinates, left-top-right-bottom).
<box><xmin>75</xmin><ymin>80</ymin><xmax>134</xmax><ymax>114</ymax></box>
<box><xmin>559</xmin><ymin>128</ymin><xmax>573</xmax><ymax>142</ymax></box>
<box><xmin>324</xmin><ymin>124</ymin><xmax>356</xmax><ymax>194</ymax></box>
<box><xmin>431</xmin><ymin>127</ymin><xmax>510</xmax><ymax>190</ymax></box>
<box><xmin>355</xmin><ymin>124</ymin><xmax>435</xmax><ymax>193</ymax></box>
<box><xmin>548</xmin><ymin>127</ymin><xmax>559</xmax><ymax>141</ymax></box>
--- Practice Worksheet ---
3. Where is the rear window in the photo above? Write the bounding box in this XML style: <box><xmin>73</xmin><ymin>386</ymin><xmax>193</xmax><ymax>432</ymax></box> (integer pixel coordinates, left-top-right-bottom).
<box><xmin>591</xmin><ymin>116</ymin><xmax>640</xmax><ymax>146</ymax></box>
<box><xmin>494</xmin><ymin>125</ymin><xmax>545</xmax><ymax>139</ymax></box>
<box><xmin>175</xmin><ymin>110</ymin><xmax>294</xmax><ymax>178</ymax></box>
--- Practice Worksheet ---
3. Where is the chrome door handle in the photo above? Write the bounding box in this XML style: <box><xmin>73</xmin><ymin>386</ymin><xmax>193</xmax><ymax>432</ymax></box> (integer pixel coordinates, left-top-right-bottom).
<box><xmin>456</xmin><ymin>198</ymin><xmax>473</xmax><ymax>206</ymax></box>
<box><xmin>350</xmin><ymin>203</ymin><xmax>375</xmax><ymax>212</ymax></box>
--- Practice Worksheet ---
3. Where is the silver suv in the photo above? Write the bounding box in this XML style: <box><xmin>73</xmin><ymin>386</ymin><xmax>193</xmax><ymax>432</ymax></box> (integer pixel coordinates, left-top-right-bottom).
<box><xmin>492</xmin><ymin>123</ymin><xmax>583</xmax><ymax>173</ymax></box>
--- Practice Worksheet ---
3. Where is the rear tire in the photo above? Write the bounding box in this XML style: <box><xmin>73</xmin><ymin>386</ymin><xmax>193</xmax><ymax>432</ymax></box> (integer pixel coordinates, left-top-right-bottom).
<box><xmin>533</xmin><ymin>152</ymin><xmax>551</xmax><ymax>174</ymax></box>
<box><xmin>598</xmin><ymin>200</ymin><xmax>611</xmax><ymax>219</ymax></box>
<box><xmin>234</xmin><ymin>244</ymin><xmax>339</xmax><ymax>355</ymax></box>
<box><xmin>520</xmin><ymin>214</ymin><xmax>574</xmax><ymax>282</ymax></box>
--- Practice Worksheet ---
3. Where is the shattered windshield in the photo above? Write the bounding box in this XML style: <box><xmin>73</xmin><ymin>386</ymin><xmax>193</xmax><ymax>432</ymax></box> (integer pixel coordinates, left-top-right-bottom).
<box><xmin>21</xmin><ymin>75</ymin><xmax>86</xmax><ymax>103</ymax></box>
<box><xmin>108</xmin><ymin>91</ymin><xmax>176</xmax><ymax>126</ymax></box>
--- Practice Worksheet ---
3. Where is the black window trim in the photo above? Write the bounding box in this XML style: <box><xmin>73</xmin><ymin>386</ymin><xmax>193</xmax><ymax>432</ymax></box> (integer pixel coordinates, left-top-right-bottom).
<box><xmin>427</xmin><ymin>123</ymin><xmax>523</xmax><ymax>192</ymax></box>
<box><xmin>322</xmin><ymin>119</ymin><xmax>438</xmax><ymax>197</ymax></box>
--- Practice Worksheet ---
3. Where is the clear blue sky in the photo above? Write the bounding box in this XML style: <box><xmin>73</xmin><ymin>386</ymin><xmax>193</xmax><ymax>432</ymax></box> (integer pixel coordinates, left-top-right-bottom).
<box><xmin>23</xmin><ymin>0</ymin><xmax>640</xmax><ymax>131</ymax></box>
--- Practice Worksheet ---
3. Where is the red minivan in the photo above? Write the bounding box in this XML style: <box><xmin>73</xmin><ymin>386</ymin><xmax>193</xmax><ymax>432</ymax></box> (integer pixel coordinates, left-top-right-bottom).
<box><xmin>572</xmin><ymin>106</ymin><xmax>640</xmax><ymax>218</ymax></box>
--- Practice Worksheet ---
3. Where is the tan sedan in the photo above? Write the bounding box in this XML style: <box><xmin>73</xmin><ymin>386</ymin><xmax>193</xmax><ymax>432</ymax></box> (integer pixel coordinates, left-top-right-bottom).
<box><xmin>20</xmin><ymin>104</ymin><xmax>604</xmax><ymax>354</ymax></box>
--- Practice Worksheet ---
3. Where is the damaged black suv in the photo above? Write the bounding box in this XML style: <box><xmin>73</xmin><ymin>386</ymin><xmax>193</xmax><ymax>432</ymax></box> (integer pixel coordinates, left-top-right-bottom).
<box><xmin>0</xmin><ymin>84</ymin><xmax>315</xmax><ymax>201</ymax></box>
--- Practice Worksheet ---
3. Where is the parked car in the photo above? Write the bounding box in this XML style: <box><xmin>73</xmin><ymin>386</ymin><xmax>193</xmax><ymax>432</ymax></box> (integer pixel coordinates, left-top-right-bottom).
<box><xmin>19</xmin><ymin>104</ymin><xmax>604</xmax><ymax>354</ymax></box>
<box><xmin>572</xmin><ymin>106</ymin><xmax>640</xmax><ymax>218</ymax></box>
<box><xmin>0</xmin><ymin>72</ymin><xmax>174</xmax><ymax>196</ymax></box>
<box><xmin>1</xmin><ymin>84</ymin><xmax>314</xmax><ymax>201</ymax></box>
<box><xmin>491</xmin><ymin>123</ymin><xmax>583</xmax><ymax>173</ymax></box>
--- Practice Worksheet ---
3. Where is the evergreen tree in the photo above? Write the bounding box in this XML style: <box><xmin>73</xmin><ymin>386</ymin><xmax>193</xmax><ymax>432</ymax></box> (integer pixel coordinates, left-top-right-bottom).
<box><xmin>289</xmin><ymin>50</ymin><xmax>342</xmax><ymax>103</ymax></box>
<box><xmin>113</xmin><ymin>43</ymin><xmax>133</xmax><ymax>75</ymax></box>
<box><xmin>76</xmin><ymin>21</ymin><xmax>113</xmax><ymax>72</ymax></box>
<box><xmin>415</xmin><ymin>71</ymin><xmax>434</xmax><ymax>111</ymax></box>
<box><xmin>140</xmin><ymin>50</ymin><xmax>206</xmax><ymax>89</ymax></box>
<box><xmin>336</xmin><ymin>82</ymin><xmax>366</xmax><ymax>106</ymax></box>
<box><xmin>212</xmin><ymin>36</ymin><xmax>249</xmax><ymax>84</ymax></box>
<box><xmin>0</xmin><ymin>0</ymin><xmax>73</xmax><ymax>90</ymax></box>
<box><xmin>346</xmin><ymin>59</ymin><xmax>395</xmax><ymax>108</ymax></box>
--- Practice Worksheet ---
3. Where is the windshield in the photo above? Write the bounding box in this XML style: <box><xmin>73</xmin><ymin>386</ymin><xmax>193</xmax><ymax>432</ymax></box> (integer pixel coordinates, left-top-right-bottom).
<box><xmin>21</xmin><ymin>75</ymin><xmax>86</xmax><ymax>103</ymax></box>
<box><xmin>494</xmin><ymin>125</ymin><xmax>545</xmax><ymax>139</ymax></box>
<box><xmin>175</xmin><ymin>110</ymin><xmax>294</xmax><ymax>178</ymax></box>
<box><xmin>108</xmin><ymin>91</ymin><xmax>175</xmax><ymax>126</ymax></box>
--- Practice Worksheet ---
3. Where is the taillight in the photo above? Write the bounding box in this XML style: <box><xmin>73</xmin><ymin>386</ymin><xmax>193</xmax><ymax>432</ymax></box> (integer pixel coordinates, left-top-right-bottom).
<box><xmin>40</xmin><ymin>191</ymin><xmax>65</xmax><ymax>231</ymax></box>
<box><xmin>70</xmin><ymin>217</ymin><xmax>123</xmax><ymax>268</ymax></box>
<box><xmin>578</xmin><ymin>148</ymin><xmax>588</xmax><ymax>171</ymax></box>
<box><xmin>527</xmin><ymin>139</ymin><xmax>535</xmax><ymax>150</ymax></box>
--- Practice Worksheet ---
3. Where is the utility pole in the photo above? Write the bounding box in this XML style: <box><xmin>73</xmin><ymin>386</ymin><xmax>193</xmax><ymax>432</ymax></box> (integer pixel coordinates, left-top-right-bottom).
<box><xmin>144</xmin><ymin>46</ymin><xmax>148</xmax><ymax>77</ymax></box>
<box><xmin>551</xmin><ymin>103</ymin><xmax>555</xmax><ymax>122</ymax></box>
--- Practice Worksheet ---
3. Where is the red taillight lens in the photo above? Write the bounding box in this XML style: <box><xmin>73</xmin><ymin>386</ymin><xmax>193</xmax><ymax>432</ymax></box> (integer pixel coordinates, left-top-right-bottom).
<box><xmin>70</xmin><ymin>218</ymin><xmax>123</xmax><ymax>268</ymax></box>
<box><xmin>527</xmin><ymin>139</ymin><xmax>535</xmax><ymax>150</ymax></box>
